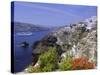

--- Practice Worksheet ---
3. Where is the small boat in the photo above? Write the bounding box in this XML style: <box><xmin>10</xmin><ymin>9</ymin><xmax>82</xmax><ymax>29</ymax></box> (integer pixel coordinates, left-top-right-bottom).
<box><xmin>17</xmin><ymin>32</ymin><xmax>32</xmax><ymax>35</ymax></box>
<box><xmin>20</xmin><ymin>41</ymin><xmax>29</xmax><ymax>48</ymax></box>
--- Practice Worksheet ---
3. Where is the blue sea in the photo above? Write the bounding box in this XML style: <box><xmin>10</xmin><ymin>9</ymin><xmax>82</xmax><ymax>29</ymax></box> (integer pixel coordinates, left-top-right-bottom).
<box><xmin>14</xmin><ymin>30</ymin><xmax>51</xmax><ymax>72</ymax></box>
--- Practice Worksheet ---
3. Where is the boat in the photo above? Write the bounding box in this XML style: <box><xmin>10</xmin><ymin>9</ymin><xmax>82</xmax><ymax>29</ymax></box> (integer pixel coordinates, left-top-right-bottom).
<box><xmin>16</xmin><ymin>32</ymin><xmax>32</xmax><ymax>35</ymax></box>
<box><xmin>20</xmin><ymin>41</ymin><xmax>29</xmax><ymax>48</ymax></box>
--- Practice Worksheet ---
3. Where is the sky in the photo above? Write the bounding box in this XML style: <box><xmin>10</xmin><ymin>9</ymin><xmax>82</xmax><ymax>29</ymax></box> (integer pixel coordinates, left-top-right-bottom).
<box><xmin>13</xmin><ymin>1</ymin><xmax>97</xmax><ymax>27</ymax></box>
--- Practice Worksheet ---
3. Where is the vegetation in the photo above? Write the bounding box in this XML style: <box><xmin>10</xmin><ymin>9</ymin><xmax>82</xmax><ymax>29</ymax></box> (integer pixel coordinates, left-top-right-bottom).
<box><xmin>39</xmin><ymin>47</ymin><xmax>58</xmax><ymax>72</ymax></box>
<box><xmin>72</xmin><ymin>57</ymin><xmax>95</xmax><ymax>70</ymax></box>
<box><xmin>59</xmin><ymin>56</ymin><xmax>72</xmax><ymax>71</ymax></box>
<box><xmin>27</xmin><ymin>47</ymin><xmax>58</xmax><ymax>72</ymax></box>
<box><xmin>27</xmin><ymin>51</ymin><xmax>95</xmax><ymax>72</ymax></box>
<box><xmin>41</xmin><ymin>64</ymin><xmax>56</xmax><ymax>72</ymax></box>
<box><xmin>26</xmin><ymin>65</ymin><xmax>41</xmax><ymax>73</ymax></box>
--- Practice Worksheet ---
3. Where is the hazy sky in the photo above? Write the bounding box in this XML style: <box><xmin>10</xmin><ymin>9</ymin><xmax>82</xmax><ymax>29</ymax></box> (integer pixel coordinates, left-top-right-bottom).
<box><xmin>13</xmin><ymin>1</ymin><xmax>97</xmax><ymax>27</ymax></box>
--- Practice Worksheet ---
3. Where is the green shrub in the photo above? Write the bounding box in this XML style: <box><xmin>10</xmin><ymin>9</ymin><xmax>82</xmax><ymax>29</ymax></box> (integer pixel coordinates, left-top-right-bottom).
<box><xmin>42</xmin><ymin>64</ymin><xmax>55</xmax><ymax>72</ymax></box>
<box><xmin>39</xmin><ymin>47</ymin><xmax>58</xmax><ymax>64</ymax></box>
<box><xmin>27</xmin><ymin>47</ymin><xmax>58</xmax><ymax>72</ymax></box>
<box><xmin>59</xmin><ymin>56</ymin><xmax>72</xmax><ymax>71</ymax></box>
<box><xmin>39</xmin><ymin>47</ymin><xmax>58</xmax><ymax>72</ymax></box>
<box><xmin>26</xmin><ymin>65</ymin><xmax>41</xmax><ymax>73</ymax></box>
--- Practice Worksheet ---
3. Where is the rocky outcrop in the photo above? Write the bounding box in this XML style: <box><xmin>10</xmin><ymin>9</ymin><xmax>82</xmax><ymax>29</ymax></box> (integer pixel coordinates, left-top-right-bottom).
<box><xmin>53</xmin><ymin>16</ymin><xmax>97</xmax><ymax>62</ymax></box>
<box><xmin>30</xmin><ymin>16</ymin><xmax>97</xmax><ymax>70</ymax></box>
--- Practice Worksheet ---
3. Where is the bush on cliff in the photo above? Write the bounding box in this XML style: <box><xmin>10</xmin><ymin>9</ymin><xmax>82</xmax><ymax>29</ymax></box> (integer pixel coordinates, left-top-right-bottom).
<box><xmin>72</xmin><ymin>57</ymin><xmax>95</xmax><ymax>70</ymax></box>
<box><xmin>26</xmin><ymin>65</ymin><xmax>41</xmax><ymax>73</ymax></box>
<box><xmin>59</xmin><ymin>56</ymin><xmax>72</xmax><ymax>71</ymax></box>
<box><xmin>39</xmin><ymin>47</ymin><xmax>58</xmax><ymax>72</ymax></box>
<box><xmin>27</xmin><ymin>47</ymin><xmax>58</xmax><ymax>72</ymax></box>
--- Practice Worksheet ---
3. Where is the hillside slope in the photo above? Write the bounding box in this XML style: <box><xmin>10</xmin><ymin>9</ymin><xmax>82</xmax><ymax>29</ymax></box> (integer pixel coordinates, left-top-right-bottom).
<box><xmin>25</xmin><ymin>16</ymin><xmax>97</xmax><ymax>72</ymax></box>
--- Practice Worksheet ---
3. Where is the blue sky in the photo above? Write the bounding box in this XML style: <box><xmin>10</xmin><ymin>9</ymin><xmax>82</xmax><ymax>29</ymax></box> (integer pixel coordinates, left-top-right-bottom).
<box><xmin>13</xmin><ymin>1</ymin><xmax>97</xmax><ymax>27</ymax></box>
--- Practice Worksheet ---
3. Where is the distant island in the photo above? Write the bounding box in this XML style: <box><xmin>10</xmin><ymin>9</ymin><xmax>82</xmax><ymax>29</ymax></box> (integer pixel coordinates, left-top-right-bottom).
<box><xmin>13</xmin><ymin>22</ymin><xmax>50</xmax><ymax>32</ymax></box>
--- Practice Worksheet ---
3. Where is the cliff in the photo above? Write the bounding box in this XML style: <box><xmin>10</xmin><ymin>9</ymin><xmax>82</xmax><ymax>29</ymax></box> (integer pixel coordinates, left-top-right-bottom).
<box><xmin>25</xmin><ymin>16</ymin><xmax>97</xmax><ymax>72</ymax></box>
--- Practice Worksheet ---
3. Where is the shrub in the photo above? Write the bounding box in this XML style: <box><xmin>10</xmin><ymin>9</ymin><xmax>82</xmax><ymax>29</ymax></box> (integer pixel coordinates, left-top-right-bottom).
<box><xmin>42</xmin><ymin>64</ymin><xmax>55</xmax><ymax>72</ymax></box>
<box><xmin>72</xmin><ymin>57</ymin><xmax>95</xmax><ymax>70</ymax></box>
<box><xmin>59</xmin><ymin>56</ymin><xmax>72</xmax><ymax>71</ymax></box>
<box><xmin>27</xmin><ymin>47</ymin><xmax>58</xmax><ymax>72</ymax></box>
<box><xmin>26</xmin><ymin>65</ymin><xmax>41</xmax><ymax>73</ymax></box>
<box><xmin>39</xmin><ymin>47</ymin><xmax>58</xmax><ymax>72</ymax></box>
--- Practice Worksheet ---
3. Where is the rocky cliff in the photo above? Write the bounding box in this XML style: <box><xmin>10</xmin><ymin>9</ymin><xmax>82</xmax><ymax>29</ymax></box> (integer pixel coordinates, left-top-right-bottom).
<box><xmin>25</xmin><ymin>16</ymin><xmax>97</xmax><ymax>72</ymax></box>
<box><xmin>52</xmin><ymin>16</ymin><xmax>97</xmax><ymax>62</ymax></box>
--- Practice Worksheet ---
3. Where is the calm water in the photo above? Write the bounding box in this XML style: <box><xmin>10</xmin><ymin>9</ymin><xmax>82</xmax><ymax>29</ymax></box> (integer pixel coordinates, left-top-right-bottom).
<box><xmin>14</xmin><ymin>30</ymin><xmax>51</xmax><ymax>72</ymax></box>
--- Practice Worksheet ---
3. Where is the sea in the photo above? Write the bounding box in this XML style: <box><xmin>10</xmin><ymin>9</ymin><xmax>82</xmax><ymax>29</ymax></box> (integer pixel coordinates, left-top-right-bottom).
<box><xmin>14</xmin><ymin>30</ymin><xmax>51</xmax><ymax>72</ymax></box>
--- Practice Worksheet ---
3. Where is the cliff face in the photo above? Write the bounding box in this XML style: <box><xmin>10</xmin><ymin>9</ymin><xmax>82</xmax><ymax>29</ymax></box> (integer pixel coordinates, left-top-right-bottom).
<box><xmin>29</xmin><ymin>16</ymin><xmax>97</xmax><ymax>72</ymax></box>
<box><xmin>52</xmin><ymin>16</ymin><xmax>97</xmax><ymax>62</ymax></box>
